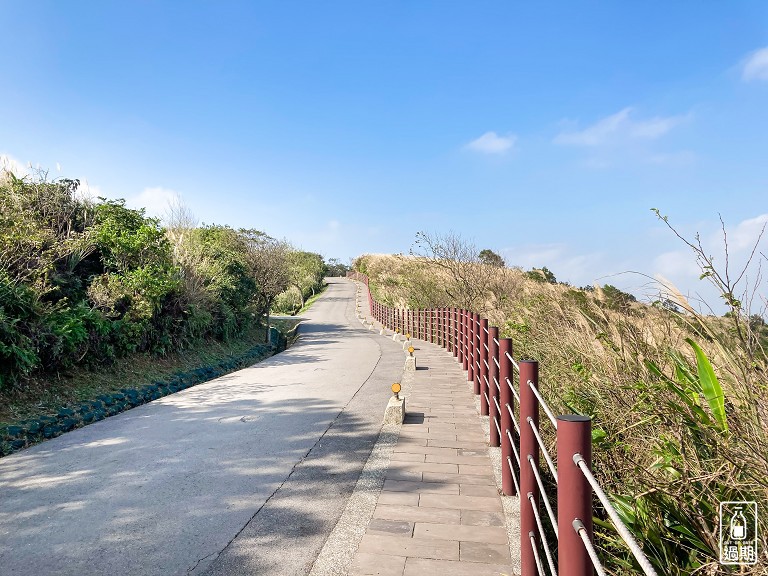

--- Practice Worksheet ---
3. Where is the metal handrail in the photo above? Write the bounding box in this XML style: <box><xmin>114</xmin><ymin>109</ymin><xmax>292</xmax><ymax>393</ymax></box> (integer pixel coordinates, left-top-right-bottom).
<box><xmin>529</xmin><ymin>381</ymin><xmax>558</xmax><ymax>430</ymax></box>
<box><xmin>506</xmin><ymin>429</ymin><xmax>521</xmax><ymax>467</ymax></box>
<box><xmin>506</xmin><ymin>376</ymin><xmax>520</xmax><ymax>403</ymax></box>
<box><xmin>507</xmin><ymin>456</ymin><xmax>521</xmax><ymax>495</ymax></box>
<box><xmin>530</xmin><ymin>532</ymin><xmax>546</xmax><ymax>576</ymax></box>
<box><xmin>506</xmin><ymin>351</ymin><xmax>520</xmax><ymax>372</ymax></box>
<box><xmin>527</xmin><ymin>417</ymin><xmax>558</xmax><ymax>482</ymax></box>
<box><xmin>574</xmin><ymin>520</ymin><xmax>608</xmax><ymax>576</ymax></box>
<box><xmin>528</xmin><ymin>455</ymin><xmax>558</xmax><ymax>538</ymax></box>
<box><xmin>506</xmin><ymin>403</ymin><xmax>521</xmax><ymax>435</ymax></box>
<box><xmin>574</xmin><ymin>455</ymin><xmax>658</xmax><ymax>576</ymax></box>
<box><xmin>529</xmin><ymin>492</ymin><xmax>558</xmax><ymax>576</ymax></box>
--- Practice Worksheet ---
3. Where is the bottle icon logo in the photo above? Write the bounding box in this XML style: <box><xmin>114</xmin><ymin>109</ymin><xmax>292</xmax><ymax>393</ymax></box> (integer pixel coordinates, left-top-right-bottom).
<box><xmin>720</xmin><ymin>501</ymin><xmax>758</xmax><ymax>565</ymax></box>
<box><xmin>729</xmin><ymin>507</ymin><xmax>747</xmax><ymax>540</ymax></box>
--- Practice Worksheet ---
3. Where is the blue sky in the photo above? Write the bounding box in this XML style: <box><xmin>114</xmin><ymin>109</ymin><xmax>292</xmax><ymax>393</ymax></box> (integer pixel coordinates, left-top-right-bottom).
<box><xmin>2</xmin><ymin>2</ymin><xmax>767</xmax><ymax>312</ymax></box>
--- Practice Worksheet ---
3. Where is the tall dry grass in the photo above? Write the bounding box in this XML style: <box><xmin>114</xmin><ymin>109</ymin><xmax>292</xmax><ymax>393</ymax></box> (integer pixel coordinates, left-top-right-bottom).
<box><xmin>356</xmin><ymin>252</ymin><xmax>767</xmax><ymax>575</ymax></box>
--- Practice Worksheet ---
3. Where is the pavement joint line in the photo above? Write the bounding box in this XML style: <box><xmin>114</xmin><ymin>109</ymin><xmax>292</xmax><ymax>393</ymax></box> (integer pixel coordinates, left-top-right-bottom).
<box><xmin>311</xmin><ymin>317</ymin><xmax>520</xmax><ymax>575</ymax></box>
<box><xmin>308</xmin><ymin>294</ymin><xmax>412</xmax><ymax>576</ymax></box>
<box><xmin>207</xmin><ymin>288</ymin><xmax>387</xmax><ymax>573</ymax></box>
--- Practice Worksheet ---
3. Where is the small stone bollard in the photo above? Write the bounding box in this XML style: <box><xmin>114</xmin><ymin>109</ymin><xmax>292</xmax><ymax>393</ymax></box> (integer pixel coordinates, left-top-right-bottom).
<box><xmin>404</xmin><ymin>346</ymin><xmax>416</xmax><ymax>372</ymax></box>
<box><xmin>392</xmin><ymin>329</ymin><xmax>400</xmax><ymax>342</ymax></box>
<box><xmin>383</xmin><ymin>383</ymin><xmax>405</xmax><ymax>424</ymax></box>
<box><xmin>401</xmin><ymin>338</ymin><xmax>412</xmax><ymax>351</ymax></box>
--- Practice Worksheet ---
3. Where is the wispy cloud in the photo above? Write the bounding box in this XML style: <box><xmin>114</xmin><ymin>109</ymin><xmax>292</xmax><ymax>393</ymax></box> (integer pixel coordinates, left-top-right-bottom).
<box><xmin>466</xmin><ymin>131</ymin><xmax>517</xmax><ymax>154</ymax></box>
<box><xmin>742</xmin><ymin>46</ymin><xmax>768</xmax><ymax>82</ymax></box>
<box><xmin>129</xmin><ymin>187</ymin><xmax>181</xmax><ymax>217</ymax></box>
<box><xmin>500</xmin><ymin>242</ymin><xmax>607</xmax><ymax>287</ymax></box>
<box><xmin>0</xmin><ymin>153</ymin><xmax>30</xmax><ymax>176</ymax></box>
<box><xmin>554</xmin><ymin>107</ymin><xmax>688</xmax><ymax>147</ymax></box>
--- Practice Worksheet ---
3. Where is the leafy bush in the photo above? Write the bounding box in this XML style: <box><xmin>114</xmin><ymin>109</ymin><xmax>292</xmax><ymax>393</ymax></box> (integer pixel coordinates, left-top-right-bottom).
<box><xmin>0</xmin><ymin>168</ymin><xmax>297</xmax><ymax>389</ymax></box>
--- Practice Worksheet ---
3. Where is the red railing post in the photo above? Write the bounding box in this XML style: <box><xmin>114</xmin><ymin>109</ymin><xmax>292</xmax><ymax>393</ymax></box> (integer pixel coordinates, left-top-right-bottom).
<box><xmin>463</xmin><ymin>310</ymin><xmax>474</xmax><ymax>374</ymax></box>
<box><xmin>489</xmin><ymin>326</ymin><xmax>500</xmax><ymax>447</ymax></box>
<box><xmin>445</xmin><ymin>307</ymin><xmax>450</xmax><ymax>350</ymax></box>
<box><xmin>452</xmin><ymin>308</ymin><xmax>459</xmax><ymax>359</ymax></box>
<box><xmin>499</xmin><ymin>338</ymin><xmax>516</xmax><ymax>495</ymax></box>
<box><xmin>520</xmin><ymin>360</ymin><xmax>540</xmax><ymax>576</ymax></box>
<box><xmin>558</xmin><ymin>415</ymin><xmax>593</xmax><ymax>576</ymax></box>
<box><xmin>417</xmin><ymin>309</ymin><xmax>421</xmax><ymax>339</ymax></box>
<box><xmin>458</xmin><ymin>309</ymin><xmax>465</xmax><ymax>366</ymax></box>
<box><xmin>472</xmin><ymin>313</ymin><xmax>480</xmax><ymax>394</ymax></box>
<box><xmin>443</xmin><ymin>308</ymin><xmax>448</xmax><ymax>350</ymax></box>
<box><xmin>479</xmin><ymin>318</ymin><xmax>489</xmax><ymax>414</ymax></box>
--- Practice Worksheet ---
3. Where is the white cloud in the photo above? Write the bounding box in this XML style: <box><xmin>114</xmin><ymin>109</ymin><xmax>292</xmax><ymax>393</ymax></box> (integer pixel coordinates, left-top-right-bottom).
<box><xmin>466</xmin><ymin>131</ymin><xmax>517</xmax><ymax>154</ymax></box>
<box><xmin>128</xmin><ymin>187</ymin><xmax>181</xmax><ymax>218</ymax></box>
<box><xmin>500</xmin><ymin>242</ymin><xmax>606</xmax><ymax>287</ymax></box>
<box><xmin>650</xmin><ymin>213</ymin><xmax>768</xmax><ymax>313</ymax></box>
<box><xmin>0</xmin><ymin>153</ymin><xmax>30</xmax><ymax>176</ymax></box>
<box><xmin>728</xmin><ymin>213</ymin><xmax>768</xmax><ymax>252</ymax></box>
<box><xmin>742</xmin><ymin>46</ymin><xmax>768</xmax><ymax>82</ymax></box>
<box><xmin>554</xmin><ymin>107</ymin><xmax>688</xmax><ymax>147</ymax></box>
<box><xmin>653</xmin><ymin>250</ymin><xmax>701</xmax><ymax>279</ymax></box>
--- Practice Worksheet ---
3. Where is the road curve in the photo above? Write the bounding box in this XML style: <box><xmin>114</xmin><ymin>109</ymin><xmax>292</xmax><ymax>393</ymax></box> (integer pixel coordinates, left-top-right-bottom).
<box><xmin>0</xmin><ymin>277</ymin><xmax>404</xmax><ymax>576</ymax></box>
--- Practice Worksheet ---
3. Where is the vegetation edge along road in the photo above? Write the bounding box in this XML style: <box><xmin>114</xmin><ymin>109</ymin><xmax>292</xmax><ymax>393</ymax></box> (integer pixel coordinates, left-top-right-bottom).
<box><xmin>0</xmin><ymin>320</ymin><xmax>300</xmax><ymax>457</ymax></box>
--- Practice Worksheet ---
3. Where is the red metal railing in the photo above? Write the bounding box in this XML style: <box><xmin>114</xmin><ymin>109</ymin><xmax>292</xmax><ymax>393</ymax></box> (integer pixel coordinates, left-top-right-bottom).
<box><xmin>347</xmin><ymin>271</ymin><xmax>658</xmax><ymax>576</ymax></box>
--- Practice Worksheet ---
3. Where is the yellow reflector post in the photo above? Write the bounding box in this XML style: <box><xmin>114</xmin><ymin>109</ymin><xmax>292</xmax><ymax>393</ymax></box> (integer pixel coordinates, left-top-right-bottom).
<box><xmin>391</xmin><ymin>382</ymin><xmax>401</xmax><ymax>394</ymax></box>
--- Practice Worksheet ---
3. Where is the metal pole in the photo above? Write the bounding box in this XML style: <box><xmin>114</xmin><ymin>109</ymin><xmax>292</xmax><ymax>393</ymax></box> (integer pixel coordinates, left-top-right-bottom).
<box><xmin>452</xmin><ymin>308</ymin><xmax>459</xmax><ymax>359</ymax></box>
<box><xmin>489</xmin><ymin>326</ymin><xmax>500</xmax><ymax>447</ymax></box>
<box><xmin>471</xmin><ymin>314</ymin><xmax>478</xmax><ymax>394</ymax></box>
<box><xmin>499</xmin><ymin>338</ymin><xmax>515</xmax><ymax>495</ymax></box>
<box><xmin>520</xmin><ymin>360</ymin><xmax>539</xmax><ymax>576</ymax></box>
<box><xmin>480</xmin><ymin>318</ymin><xmax>489</xmax><ymax>413</ymax></box>
<box><xmin>467</xmin><ymin>311</ymin><xmax>475</xmax><ymax>382</ymax></box>
<box><xmin>558</xmin><ymin>415</ymin><xmax>593</xmax><ymax>576</ymax></box>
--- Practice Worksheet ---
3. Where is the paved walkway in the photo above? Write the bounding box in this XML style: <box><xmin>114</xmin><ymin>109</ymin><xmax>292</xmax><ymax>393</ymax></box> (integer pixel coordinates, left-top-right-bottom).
<box><xmin>0</xmin><ymin>278</ymin><xmax>406</xmax><ymax>576</ymax></box>
<box><xmin>348</xmin><ymin>336</ymin><xmax>517</xmax><ymax>576</ymax></box>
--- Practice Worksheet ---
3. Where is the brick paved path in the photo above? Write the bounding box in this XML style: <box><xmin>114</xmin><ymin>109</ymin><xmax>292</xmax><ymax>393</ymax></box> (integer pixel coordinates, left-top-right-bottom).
<box><xmin>348</xmin><ymin>339</ymin><xmax>516</xmax><ymax>576</ymax></box>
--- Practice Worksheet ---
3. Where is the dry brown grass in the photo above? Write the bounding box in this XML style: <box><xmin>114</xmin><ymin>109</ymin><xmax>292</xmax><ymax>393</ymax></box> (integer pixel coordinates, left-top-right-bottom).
<box><xmin>358</xmin><ymin>253</ymin><xmax>768</xmax><ymax>575</ymax></box>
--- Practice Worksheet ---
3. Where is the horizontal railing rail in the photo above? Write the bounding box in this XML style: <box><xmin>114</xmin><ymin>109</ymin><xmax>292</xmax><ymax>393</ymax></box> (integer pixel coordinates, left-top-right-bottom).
<box><xmin>347</xmin><ymin>270</ymin><xmax>658</xmax><ymax>576</ymax></box>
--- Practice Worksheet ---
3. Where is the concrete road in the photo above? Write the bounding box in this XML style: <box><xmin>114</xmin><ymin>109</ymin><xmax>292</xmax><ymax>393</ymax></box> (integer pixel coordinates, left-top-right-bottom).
<box><xmin>0</xmin><ymin>277</ymin><xmax>404</xmax><ymax>575</ymax></box>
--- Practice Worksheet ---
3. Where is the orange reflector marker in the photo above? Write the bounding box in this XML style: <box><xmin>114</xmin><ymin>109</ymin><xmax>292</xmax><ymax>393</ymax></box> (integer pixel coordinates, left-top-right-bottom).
<box><xmin>405</xmin><ymin>333</ymin><xmax>411</xmax><ymax>339</ymax></box>
<box><xmin>408</xmin><ymin>346</ymin><xmax>415</xmax><ymax>355</ymax></box>
<box><xmin>391</xmin><ymin>382</ymin><xmax>401</xmax><ymax>394</ymax></box>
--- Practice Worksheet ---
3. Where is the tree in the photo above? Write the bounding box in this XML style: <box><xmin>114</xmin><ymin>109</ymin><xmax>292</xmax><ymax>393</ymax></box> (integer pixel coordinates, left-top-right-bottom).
<box><xmin>285</xmin><ymin>251</ymin><xmax>325</xmax><ymax>309</ymax></box>
<box><xmin>242</xmin><ymin>230</ymin><xmax>290</xmax><ymax>341</ymax></box>
<box><xmin>325</xmin><ymin>257</ymin><xmax>349</xmax><ymax>277</ymax></box>
<box><xmin>525</xmin><ymin>266</ymin><xmax>557</xmax><ymax>284</ymax></box>
<box><xmin>411</xmin><ymin>231</ymin><xmax>499</xmax><ymax>311</ymax></box>
<box><xmin>479</xmin><ymin>249</ymin><xmax>505</xmax><ymax>268</ymax></box>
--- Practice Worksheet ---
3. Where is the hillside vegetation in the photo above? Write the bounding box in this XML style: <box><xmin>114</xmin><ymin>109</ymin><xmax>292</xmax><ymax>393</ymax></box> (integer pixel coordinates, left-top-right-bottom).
<box><xmin>0</xmin><ymin>168</ymin><xmax>338</xmax><ymax>403</ymax></box>
<box><xmin>354</xmin><ymin>234</ymin><xmax>767</xmax><ymax>575</ymax></box>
